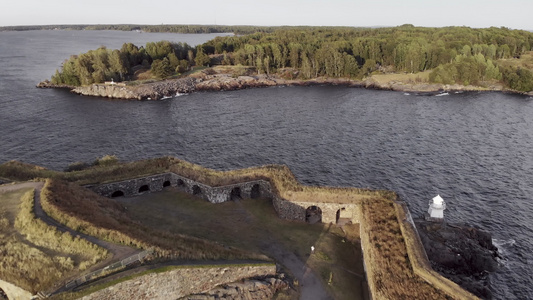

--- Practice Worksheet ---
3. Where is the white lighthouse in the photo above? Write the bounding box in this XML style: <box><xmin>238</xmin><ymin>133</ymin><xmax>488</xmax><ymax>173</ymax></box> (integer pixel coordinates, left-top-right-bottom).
<box><xmin>427</xmin><ymin>194</ymin><xmax>446</xmax><ymax>220</ymax></box>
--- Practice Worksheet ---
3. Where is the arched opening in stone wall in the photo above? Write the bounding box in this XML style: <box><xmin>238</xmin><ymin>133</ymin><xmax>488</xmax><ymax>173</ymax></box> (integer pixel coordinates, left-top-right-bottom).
<box><xmin>336</xmin><ymin>207</ymin><xmax>349</xmax><ymax>225</ymax></box>
<box><xmin>0</xmin><ymin>287</ymin><xmax>8</xmax><ymax>300</ymax></box>
<box><xmin>177</xmin><ymin>179</ymin><xmax>185</xmax><ymax>187</ymax></box>
<box><xmin>192</xmin><ymin>185</ymin><xmax>202</xmax><ymax>196</ymax></box>
<box><xmin>111</xmin><ymin>190</ymin><xmax>124</xmax><ymax>198</ymax></box>
<box><xmin>163</xmin><ymin>180</ymin><xmax>171</xmax><ymax>187</ymax></box>
<box><xmin>250</xmin><ymin>184</ymin><xmax>261</xmax><ymax>199</ymax></box>
<box><xmin>138</xmin><ymin>185</ymin><xmax>150</xmax><ymax>193</ymax></box>
<box><xmin>230</xmin><ymin>187</ymin><xmax>242</xmax><ymax>201</ymax></box>
<box><xmin>306</xmin><ymin>206</ymin><xmax>322</xmax><ymax>224</ymax></box>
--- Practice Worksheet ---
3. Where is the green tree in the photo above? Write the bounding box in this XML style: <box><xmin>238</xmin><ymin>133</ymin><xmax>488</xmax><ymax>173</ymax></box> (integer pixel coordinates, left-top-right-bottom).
<box><xmin>151</xmin><ymin>58</ymin><xmax>173</xmax><ymax>78</ymax></box>
<box><xmin>109</xmin><ymin>49</ymin><xmax>129</xmax><ymax>81</ymax></box>
<box><xmin>167</xmin><ymin>52</ymin><xmax>180</xmax><ymax>69</ymax></box>
<box><xmin>194</xmin><ymin>46</ymin><xmax>211</xmax><ymax>66</ymax></box>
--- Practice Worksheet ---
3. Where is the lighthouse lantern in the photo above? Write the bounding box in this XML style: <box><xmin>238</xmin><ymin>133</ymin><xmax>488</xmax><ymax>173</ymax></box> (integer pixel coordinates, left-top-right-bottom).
<box><xmin>427</xmin><ymin>194</ymin><xmax>446</xmax><ymax>221</ymax></box>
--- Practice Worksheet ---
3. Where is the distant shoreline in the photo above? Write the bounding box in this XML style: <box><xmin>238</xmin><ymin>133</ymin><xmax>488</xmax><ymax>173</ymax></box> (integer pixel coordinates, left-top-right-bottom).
<box><xmin>37</xmin><ymin>69</ymin><xmax>533</xmax><ymax>100</ymax></box>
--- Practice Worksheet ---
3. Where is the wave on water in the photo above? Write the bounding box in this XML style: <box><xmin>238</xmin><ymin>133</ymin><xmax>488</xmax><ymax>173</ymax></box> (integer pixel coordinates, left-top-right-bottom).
<box><xmin>492</xmin><ymin>239</ymin><xmax>515</xmax><ymax>266</ymax></box>
<box><xmin>493</xmin><ymin>239</ymin><xmax>515</xmax><ymax>256</ymax></box>
<box><xmin>435</xmin><ymin>92</ymin><xmax>449</xmax><ymax>97</ymax></box>
<box><xmin>175</xmin><ymin>92</ymin><xmax>188</xmax><ymax>97</ymax></box>
<box><xmin>404</xmin><ymin>92</ymin><xmax>410</xmax><ymax>96</ymax></box>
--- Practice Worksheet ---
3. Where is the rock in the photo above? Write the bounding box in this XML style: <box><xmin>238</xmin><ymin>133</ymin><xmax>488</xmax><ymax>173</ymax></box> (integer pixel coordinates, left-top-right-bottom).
<box><xmin>184</xmin><ymin>275</ymin><xmax>290</xmax><ymax>300</ymax></box>
<box><xmin>68</xmin><ymin>77</ymin><xmax>198</xmax><ymax>100</ymax></box>
<box><xmin>36</xmin><ymin>80</ymin><xmax>75</xmax><ymax>89</ymax></box>
<box><xmin>415</xmin><ymin>219</ymin><xmax>499</xmax><ymax>299</ymax></box>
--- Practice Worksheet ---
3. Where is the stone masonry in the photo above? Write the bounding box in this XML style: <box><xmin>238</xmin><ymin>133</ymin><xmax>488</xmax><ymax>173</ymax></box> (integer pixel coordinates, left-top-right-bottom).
<box><xmin>80</xmin><ymin>264</ymin><xmax>276</xmax><ymax>300</ymax></box>
<box><xmin>88</xmin><ymin>172</ymin><xmax>362</xmax><ymax>225</ymax></box>
<box><xmin>272</xmin><ymin>196</ymin><xmax>362</xmax><ymax>224</ymax></box>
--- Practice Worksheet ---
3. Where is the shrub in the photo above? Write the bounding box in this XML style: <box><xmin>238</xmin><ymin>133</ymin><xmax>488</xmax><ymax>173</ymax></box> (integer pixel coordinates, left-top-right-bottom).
<box><xmin>64</xmin><ymin>161</ymin><xmax>90</xmax><ymax>172</ymax></box>
<box><xmin>93</xmin><ymin>155</ymin><xmax>119</xmax><ymax>167</ymax></box>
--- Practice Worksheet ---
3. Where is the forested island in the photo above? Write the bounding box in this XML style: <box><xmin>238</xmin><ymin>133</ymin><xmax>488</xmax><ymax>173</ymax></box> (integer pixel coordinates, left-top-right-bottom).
<box><xmin>40</xmin><ymin>25</ymin><xmax>533</xmax><ymax>97</ymax></box>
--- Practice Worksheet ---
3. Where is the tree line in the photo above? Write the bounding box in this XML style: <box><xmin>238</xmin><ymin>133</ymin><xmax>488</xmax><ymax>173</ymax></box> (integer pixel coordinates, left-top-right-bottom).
<box><xmin>1</xmin><ymin>24</ymin><xmax>282</xmax><ymax>35</ymax></box>
<box><xmin>50</xmin><ymin>41</ymin><xmax>197</xmax><ymax>85</ymax></box>
<box><xmin>199</xmin><ymin>25</ymin><xmax>533</xmax><ymax>91</ymax></box>
<box><xmin>49</xmin><ymin>25</ymin><xmax>533</xmax><ymax>92</ymax></box>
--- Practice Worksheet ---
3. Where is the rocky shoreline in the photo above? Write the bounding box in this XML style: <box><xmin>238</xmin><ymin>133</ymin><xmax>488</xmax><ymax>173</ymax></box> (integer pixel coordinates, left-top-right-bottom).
<box><xmin>414</xmin><ymin>219</ymin><xmax>500</xmax><ymax>299</ymax></box>
<box><xmin>38</xmin><ymin>70</ymin><xmax>532</xmax><ymax>100</ymax></box>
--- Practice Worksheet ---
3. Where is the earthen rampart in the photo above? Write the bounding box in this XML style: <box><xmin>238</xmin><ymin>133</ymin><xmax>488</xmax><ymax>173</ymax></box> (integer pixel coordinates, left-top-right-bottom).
<box><xmin>86</xmin><ymin>171</ymin><xmax>479</xmax><ymax>300</ymax></box>
<box><xmin>80</xmin><ymin>264</ymin><xmax>276</xmax><ymax>300</ymax></box>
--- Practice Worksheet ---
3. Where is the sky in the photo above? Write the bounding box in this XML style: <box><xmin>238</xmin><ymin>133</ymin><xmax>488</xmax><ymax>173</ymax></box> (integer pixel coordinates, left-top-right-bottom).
<box><xmin>1</xmin><ymin>0</ymin><xmax>532</xmax><ymax>30</ymax></box>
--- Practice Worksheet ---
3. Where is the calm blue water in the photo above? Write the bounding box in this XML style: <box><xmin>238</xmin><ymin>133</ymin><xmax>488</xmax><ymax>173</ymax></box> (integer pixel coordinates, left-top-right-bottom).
<box><xmin>0</xmin><ymin>30</ymin><xmax>532</xmax><ymax>299</ymax></box>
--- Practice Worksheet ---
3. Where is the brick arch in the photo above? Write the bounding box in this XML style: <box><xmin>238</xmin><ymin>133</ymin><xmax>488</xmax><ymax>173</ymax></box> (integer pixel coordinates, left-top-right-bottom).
<box><xmin>230</xmin><ymin>187</ymin><xmax>242</xmax><ymax>200</ymax></box>
<box><xmin>177</xmin><ymin>179</ymin><xmax>185</xmax><ymax>187</ymax></box>
<box><xmin>250</xmin><ymin>184</ymin><xmax>261</xmax><ymax>199</ymax></box>
<box><xmin>192</xmin><ymin>185</ymin><xmax>202</xmax><ymax>196</ymax></box>
<box><xmin>111</xmin><ymin>190</ymin><xmax>125</xmax><ymax>198</ymax></box>
<box><xmin>0</xmin><ymin>287</ymin><xmax>7</xmax><ymax>300</ymax></box>
<box><xmin>163</xmin><ymin>180</ymin><xmax>171</xmax><ymax>187</ymax></box>
<box><xmin>138</xmin><ymin>185</ymin><xmax>150</xmax><ymax>193</ymax></box>
<box><xmin>306</xmin><ymin>205</ymin><xmax>322</xmax><ymax>224</ymax></box>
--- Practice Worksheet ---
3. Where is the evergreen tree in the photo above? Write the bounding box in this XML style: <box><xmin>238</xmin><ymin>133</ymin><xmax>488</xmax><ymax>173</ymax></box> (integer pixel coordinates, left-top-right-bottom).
<box><xmin>194</xmin><ymin>46</ymin><xmax>210</xmax><ymax>66</ymax></box>
<box><xmin>151</xmin><ymin>58</ymin><xmax>173</xmax><ymax>79</ymax></box>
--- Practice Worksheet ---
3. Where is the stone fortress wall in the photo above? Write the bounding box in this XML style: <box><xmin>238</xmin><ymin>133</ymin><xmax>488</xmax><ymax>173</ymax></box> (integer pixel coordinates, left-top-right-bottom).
<box><xmin>85</xmin><ymin>172</ymin><xmax>478</xmax><ymax>300</ymax></box>
<box><xmin>87</xmin><ymin>172</ymin><xmax>361</xmax><ymax>225</ymax></box>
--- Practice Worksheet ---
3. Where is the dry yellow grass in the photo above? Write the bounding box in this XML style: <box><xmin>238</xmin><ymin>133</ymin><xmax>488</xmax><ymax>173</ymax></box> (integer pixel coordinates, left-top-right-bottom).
<box><xmin>0</xmin><ymin>188</ymin><xmax>107</xmax><ymax>293</ymax></box>
<box><xmin>0</xmin><ymin>158</ymin><xmax>477</xmax><ymax>299</ymax></box>
<box><xmin>497</xmin><ymin>51</ymin><xmax>533</xmax><ymax>70</ymax></box>
<box><xmin>395</xmin><ymin>202</ymin><xmax>479</xmax><ymax>300</ymax></box>
<box><xmin>40</xmin><ymin>178</ymin><xmax>267</xmax><ymax>261</ymax></box>
<box><xmin>370</xmin><ymin>71</ymin><xmax>431</xmax><ymax>85</ymax></box>
<box><xmin>361</xmin><ymin>198</ymin><xmax>449</xmax><ymax>299</ymax></box>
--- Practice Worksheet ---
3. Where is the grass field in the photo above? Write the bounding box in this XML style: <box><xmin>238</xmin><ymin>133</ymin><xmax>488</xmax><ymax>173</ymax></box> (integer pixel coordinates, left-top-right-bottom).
<box><xmin>497</xmin><ymin>51</ymin><xmax>533</xmax><ymax>70</ymax></box>
<box><xmin>117</xmin><ymin>188</ymin><xmax>366</xmax><ymax>300</ymax></box>
<box><xmin>370</xmin><ymin>70</ymin><xmax>431</xmax><ymax>85</ymax></box>
<box><xmin>0</xmin><ymin>187</ymin><xmax>107</xmax><ymax>293</ymax></box>
<box><xmin>41</xmin><ymin>178</ymin><xmax>267</xmax><ymax>261</ymax></box>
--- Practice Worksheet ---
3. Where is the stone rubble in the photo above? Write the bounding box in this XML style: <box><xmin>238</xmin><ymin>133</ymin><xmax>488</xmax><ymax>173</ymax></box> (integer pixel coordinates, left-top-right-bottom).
<box><xmin>182</xmin><ymin>275</ymin><xmax>290</xmax><ymax>300</ymax></box>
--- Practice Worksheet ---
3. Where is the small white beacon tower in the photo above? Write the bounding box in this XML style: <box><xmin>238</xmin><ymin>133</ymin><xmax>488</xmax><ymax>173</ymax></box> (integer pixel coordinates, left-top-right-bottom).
<box><xmin>428</xmin><ymin>194</ymin><xmax>446</xmax><ymax>220</ymax></box>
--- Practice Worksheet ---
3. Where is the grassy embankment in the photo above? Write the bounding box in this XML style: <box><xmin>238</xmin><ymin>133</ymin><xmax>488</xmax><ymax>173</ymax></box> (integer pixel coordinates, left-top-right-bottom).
<box><xmin>49</xmin><ymin>263</ymin><xmax>278</xmax><ymax>300</ymax></box>
<box><xmin>0</xmin><ymin>157</ymin><xmax>476</xmax><ymax>299</ymax></box>
<box><xmin>118</xmin><ymin>189</ymin><xmax>365</xmax><ymax>300</ymax></box>
<box><xmin>40</xmin><ymin>178</ymin><xmax>268</xmax><ymax>262</ymax></box>
<box><xmin>0</xmin><ymin>188</ymin><xmax>107</xmax><ymax>293</ymax></box>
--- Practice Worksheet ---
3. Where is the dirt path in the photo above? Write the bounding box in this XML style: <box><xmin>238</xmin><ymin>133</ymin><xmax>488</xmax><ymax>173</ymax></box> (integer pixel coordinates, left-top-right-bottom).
<box><xmin>232</xmin><ymin>199</ymin><xmax>333</xmax><ymax>300</ymax></box>
<box><xmin>0</xmin><ymin>182</ymin><xmax>140</xmax><ymax>287</ymax></box>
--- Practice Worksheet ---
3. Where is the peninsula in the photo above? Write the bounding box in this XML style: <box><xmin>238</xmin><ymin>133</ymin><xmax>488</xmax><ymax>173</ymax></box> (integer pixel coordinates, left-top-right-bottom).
<box><xmin>38</xmin><ymin>26</ymin><xmax>533</xmax><ymax>99</ymax></box>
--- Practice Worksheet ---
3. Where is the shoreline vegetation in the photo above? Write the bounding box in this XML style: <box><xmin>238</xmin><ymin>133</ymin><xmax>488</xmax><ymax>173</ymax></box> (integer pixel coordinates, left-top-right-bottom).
<box><xmin>36</xmin><ymin>25</ymin><xmax>533</xmax><ymax>98</ymax></box>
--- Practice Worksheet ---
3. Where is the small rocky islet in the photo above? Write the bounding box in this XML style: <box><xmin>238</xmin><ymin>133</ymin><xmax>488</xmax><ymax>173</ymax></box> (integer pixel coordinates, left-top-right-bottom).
<box><xmin>415</xmin><ymin>218</ymin><xmax>500</xmax><ymax>299</ymax></box>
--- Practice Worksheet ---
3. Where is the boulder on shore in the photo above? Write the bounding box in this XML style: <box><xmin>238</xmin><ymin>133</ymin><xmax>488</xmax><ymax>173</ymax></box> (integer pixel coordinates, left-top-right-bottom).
<box><xmin>415</xmin><ymin>219</ymin><xmax>500</xmax><ymax>299</ymax></box>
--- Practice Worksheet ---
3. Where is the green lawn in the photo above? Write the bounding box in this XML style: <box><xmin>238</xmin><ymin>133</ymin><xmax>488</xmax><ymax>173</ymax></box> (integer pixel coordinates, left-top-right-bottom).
<box><xmin>116</xmin><ymin>188</ymin><xmax>366</xmax><ymax>300</ymax></box>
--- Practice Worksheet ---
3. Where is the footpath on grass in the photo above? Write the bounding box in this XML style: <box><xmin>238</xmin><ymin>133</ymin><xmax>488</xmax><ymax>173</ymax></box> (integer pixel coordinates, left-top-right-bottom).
<box><xmin>0</xmin><ymin>182</ymin><xmax>141</xmax><ymax>295</ymax></box>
